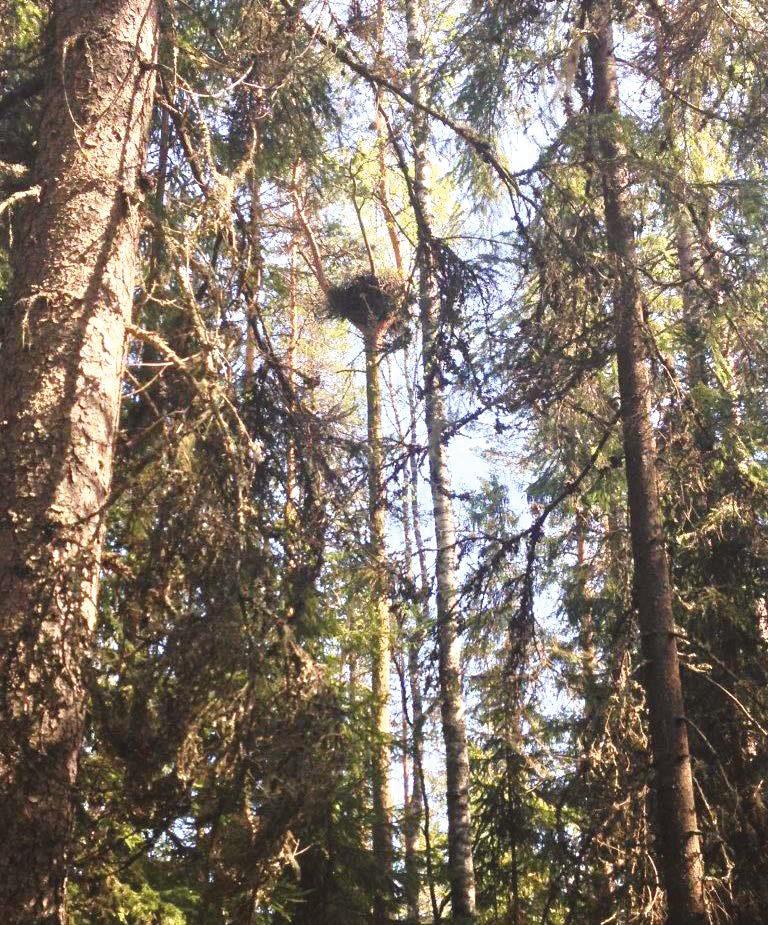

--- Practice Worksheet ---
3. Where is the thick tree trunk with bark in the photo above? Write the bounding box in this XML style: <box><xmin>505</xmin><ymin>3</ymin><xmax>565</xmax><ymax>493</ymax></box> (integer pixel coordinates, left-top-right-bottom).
<box><xmin>364</xmin><ymin>329</ymin><xmax>394</xmax><ymax>925</ymax></box>
<box><xmin>405</xmin><ymin>0</ymin><xmax>476</xmax><ymax>919</ymax></box>
<box><xmin>0</xmin><ymin>2</ymin><xmax>159</xmax><ymax>920</ymax></box>
<box><xmin>587</xmin><ymin>3</ymin><xmax>707</xmax><ymax>923</ymax></box>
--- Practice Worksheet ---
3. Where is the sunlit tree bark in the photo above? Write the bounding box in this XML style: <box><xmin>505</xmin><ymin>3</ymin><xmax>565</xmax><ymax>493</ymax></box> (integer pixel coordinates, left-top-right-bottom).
<box><xmin>0</xmin><ymin>1</ymin><xmax>159</xmax><ymax>921</ymax></box>
<box><xmin>405</xmin><ymin>0</ymin><xmax>476</xmax><ymax>918</ymax></box>
<box><xmin>587</xmin><ymin>2</ymin><xmax>707</xmax><ymax>921</ymax></box>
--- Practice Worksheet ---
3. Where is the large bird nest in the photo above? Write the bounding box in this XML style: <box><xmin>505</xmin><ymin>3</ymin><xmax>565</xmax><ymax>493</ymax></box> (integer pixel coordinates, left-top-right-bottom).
<box><xmin>326</xmin><ymin>271</ymin><xmax>409</xmax><ymax>334</ymax></box>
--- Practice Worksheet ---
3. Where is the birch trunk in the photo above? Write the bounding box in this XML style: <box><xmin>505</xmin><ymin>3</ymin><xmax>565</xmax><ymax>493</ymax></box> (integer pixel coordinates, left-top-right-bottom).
<box><xmin>400</xmin><ymin>462</ymin><xmax>425</xmax><ymax>923</ymax></box>
<box><xmin>587</xmin><ymin>3</ymin><xmax>707</xmax><ymax>922</ymax></box>
<box><xmin>405</xmin><ymin>0</ymin><xmax>476</xmax><ymax>918</ymax></box>
<box><xmin>399</xmin><ymin>345</ymin><xmax>440</xmax><ymax>920</ymax></box>
<box><xmin>0</xmin><ymin>1</ymin><xmax>159</xmax><ymax>921</ymax></box>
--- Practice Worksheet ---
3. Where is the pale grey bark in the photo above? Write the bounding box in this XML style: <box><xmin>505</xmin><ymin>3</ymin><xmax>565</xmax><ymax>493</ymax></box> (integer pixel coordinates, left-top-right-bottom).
<box><xmin>392</xmin><ymin>346</ymin><xmax>440</xmax><ymax>922</ymax></box>
<box><xmin>400</xmin><ymin>441</ymin><xmax>426</xmax><ymax>923</ymax></box>
<box><xmin>405</xmin><ymin>0</ymin><xmax>476</xmax><ymax>919</ymax></box>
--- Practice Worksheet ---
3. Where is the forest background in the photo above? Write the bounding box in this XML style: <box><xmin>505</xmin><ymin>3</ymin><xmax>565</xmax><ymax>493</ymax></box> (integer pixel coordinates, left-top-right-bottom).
<box><xmin>1</xmin><ymin>1</ymin><xmax>767</xmax><ymax>924</ymax></box>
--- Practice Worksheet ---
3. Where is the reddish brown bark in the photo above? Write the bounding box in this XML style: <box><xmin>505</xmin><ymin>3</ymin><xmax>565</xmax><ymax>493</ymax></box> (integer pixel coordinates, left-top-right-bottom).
<box><xmin>0</xmin><ymin>2</ymin><xmax>159</xmax><ymax>920</ymax></box>
<box><xmin>587</xmin><ymin>2</ymin><xmax>707</xmax><ymax>923</ymax></box>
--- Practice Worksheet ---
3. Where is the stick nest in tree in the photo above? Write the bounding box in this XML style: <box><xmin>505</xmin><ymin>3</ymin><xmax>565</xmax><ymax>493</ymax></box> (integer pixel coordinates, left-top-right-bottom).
<box><xmin>326</xmin><ymin>271</ymin><xmax>408</xmax><ymax>333</ymax></box>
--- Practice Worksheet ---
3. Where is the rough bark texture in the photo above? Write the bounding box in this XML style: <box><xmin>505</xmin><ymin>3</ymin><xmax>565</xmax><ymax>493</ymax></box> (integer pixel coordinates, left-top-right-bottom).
<box><xmin>587</xmin><ymin>3</ymin><xmax>707</xmax><ymax>923</ymax></box>
<box><xmin>0</xmin><ymin>1</ymin><xmax>159</xmax><ymax>920</ymax></box>
<box><xmin>364</xmin><ymin>329</ymin><xmax>394</xmax><ymax>925</ymax></box>
<box><xmin>406</xmin><ymin>0</ymin><xmax>476</xmax><ymax>918</ymax></box>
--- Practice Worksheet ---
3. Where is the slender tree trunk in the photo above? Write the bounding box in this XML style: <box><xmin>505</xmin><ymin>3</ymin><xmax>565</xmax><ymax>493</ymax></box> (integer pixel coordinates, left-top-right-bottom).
<box><xmin>245</xmin><ymin>175</ymin><xmax>264</xmax><ymax>388</ymax></box>
<box><xmin>395</xmin><ymin>346</ymin><xmax>440</xmax><ymax>921</ymax></box>
<box><xmin>574</xmin><ymin>509</ymin><xmax>616</xmax><ymax>922</ymax></box>
<box><xmin>0</xmin><ymin>2</ymin><xmax>159</xmax><ymax>921</ymax></box>
<box><xmin>587</xmin><ymin>3</ymin><xmax>707</xmax><ymax>923</ymax></box>
<box><xmin>372</xmin><ymin>0</ymin><xmax>404</xmax><ymax>278</ymax></box>
<box><xmin>400</xmin><ymin>467</ymin><xmax>424</xmax><ymax>923</ymax></box>
<box><xmin>284</xmin><ymin>231</ymin><xmax>298</xmax><ymax>519</ymax></box>
<box><xmin>364</xmin><ymin>328</ymin><xmax>394</xmax><ymax>925</ymax></box>
<box><xmin>422</xmin><ymin>310</ymin><xmax>476</xmax><ymax>925</ymax></box>
<box><xmin>575</xmin><ymin>510</ymin><xmax>598</xmax><ymax>695</ymax></box>
<box><xmin>377</xmin><ymin>57</ymin><xmax>420</xmax><ymax>907</ymax></box>
<box><xmin>653</xmin><ymin>21</ymin><xmax>709</xmax><ymax>394</ymax></box>
<box><xmin>673</xmin><ymin>210</ymin><xmax>708</xmax><ymax>389</ymax></box>
<box><xmin>503</xmin><ymin>702</ymin><xmax>524</xmax><ymax>925</ymax></box>
<box><xmin>405</xmin><ymin>0</ymin><xmax>476</xmax><ymax>919</ymax></box>
<box><xmin>278</xmin><ymin>210</ymin><xmax>304</xmax><ymax>629</ymax></box>
<box><xmin>303</xmin><ymin>170</ymin><xmax>396</xmax><ymax>915</ymax></box>
<box><xmin>152</xmin><ymin>105</ymin><xmax>171</xmax><ymax>264</ymax></box>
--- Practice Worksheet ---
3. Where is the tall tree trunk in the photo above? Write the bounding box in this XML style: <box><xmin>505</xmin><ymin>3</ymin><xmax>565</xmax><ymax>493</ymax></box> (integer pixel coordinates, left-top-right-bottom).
<box><xmin>244</xmin><ymin>174</ymin><xmax>264</xmax><ymax>388</ymax></box>
<box><xmin>0</xmin><ymin>1</ymin><xmax>159</xmax><ymax>921</ymax></box>
<box><xmin>372</xmin><ymin>0</ymin><xmax>404</xmax><ymax>277</ymax></box>
<box><xmin>587</xmin><ymin>3</ymin><xmax>707</xmax><ymax>923</ymax></box>
<box><xmin>405</xmin><ymin>0</ymin><xmax>476</xmax><ymax>919</ymax></box>
<box><xmin>400</xmin><ymin>464</ymin><xmax>424</xmax><ymax>923</ymax></box>
<box><xmin>393</xmin><ymin>345</ymin><xmax>440</xmax><ymax>921</ymax></box>
<box><xmin>365</xmin><ymin>328</ymin><xmax>394</xmax><ymax>925</ymax></box>
<box><xmin>575</xmin><ymin>509</ymin><xmax>598</xmax><ymax>697</ymax></box>
<box><xmin>295</xmin><ymin>180</ymin><xmax>396</xmax><ymax>918</ymax></box>
<box><xmin>574</xmin><ymin>508</ymin><xmax>616</xmax><ymax>922</ymax></box>
<box><xmin>652</xmin><ymin>20</ymin><xmax>709</xmax><ymax>396</ymax></box>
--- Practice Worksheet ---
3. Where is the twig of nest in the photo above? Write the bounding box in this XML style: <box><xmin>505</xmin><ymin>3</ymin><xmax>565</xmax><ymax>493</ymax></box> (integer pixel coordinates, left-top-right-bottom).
<box><xmin>326</xmin><ymin>271</ymin><xmax>409</xmax><ymax>335</ymax></box>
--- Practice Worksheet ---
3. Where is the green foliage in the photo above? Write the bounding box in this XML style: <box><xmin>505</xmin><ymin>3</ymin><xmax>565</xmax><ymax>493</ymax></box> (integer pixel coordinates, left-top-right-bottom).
<box><xmin>3</xmin><ymin>0</ymin><xmax>768</xmax><ymax>921</ymax></box>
